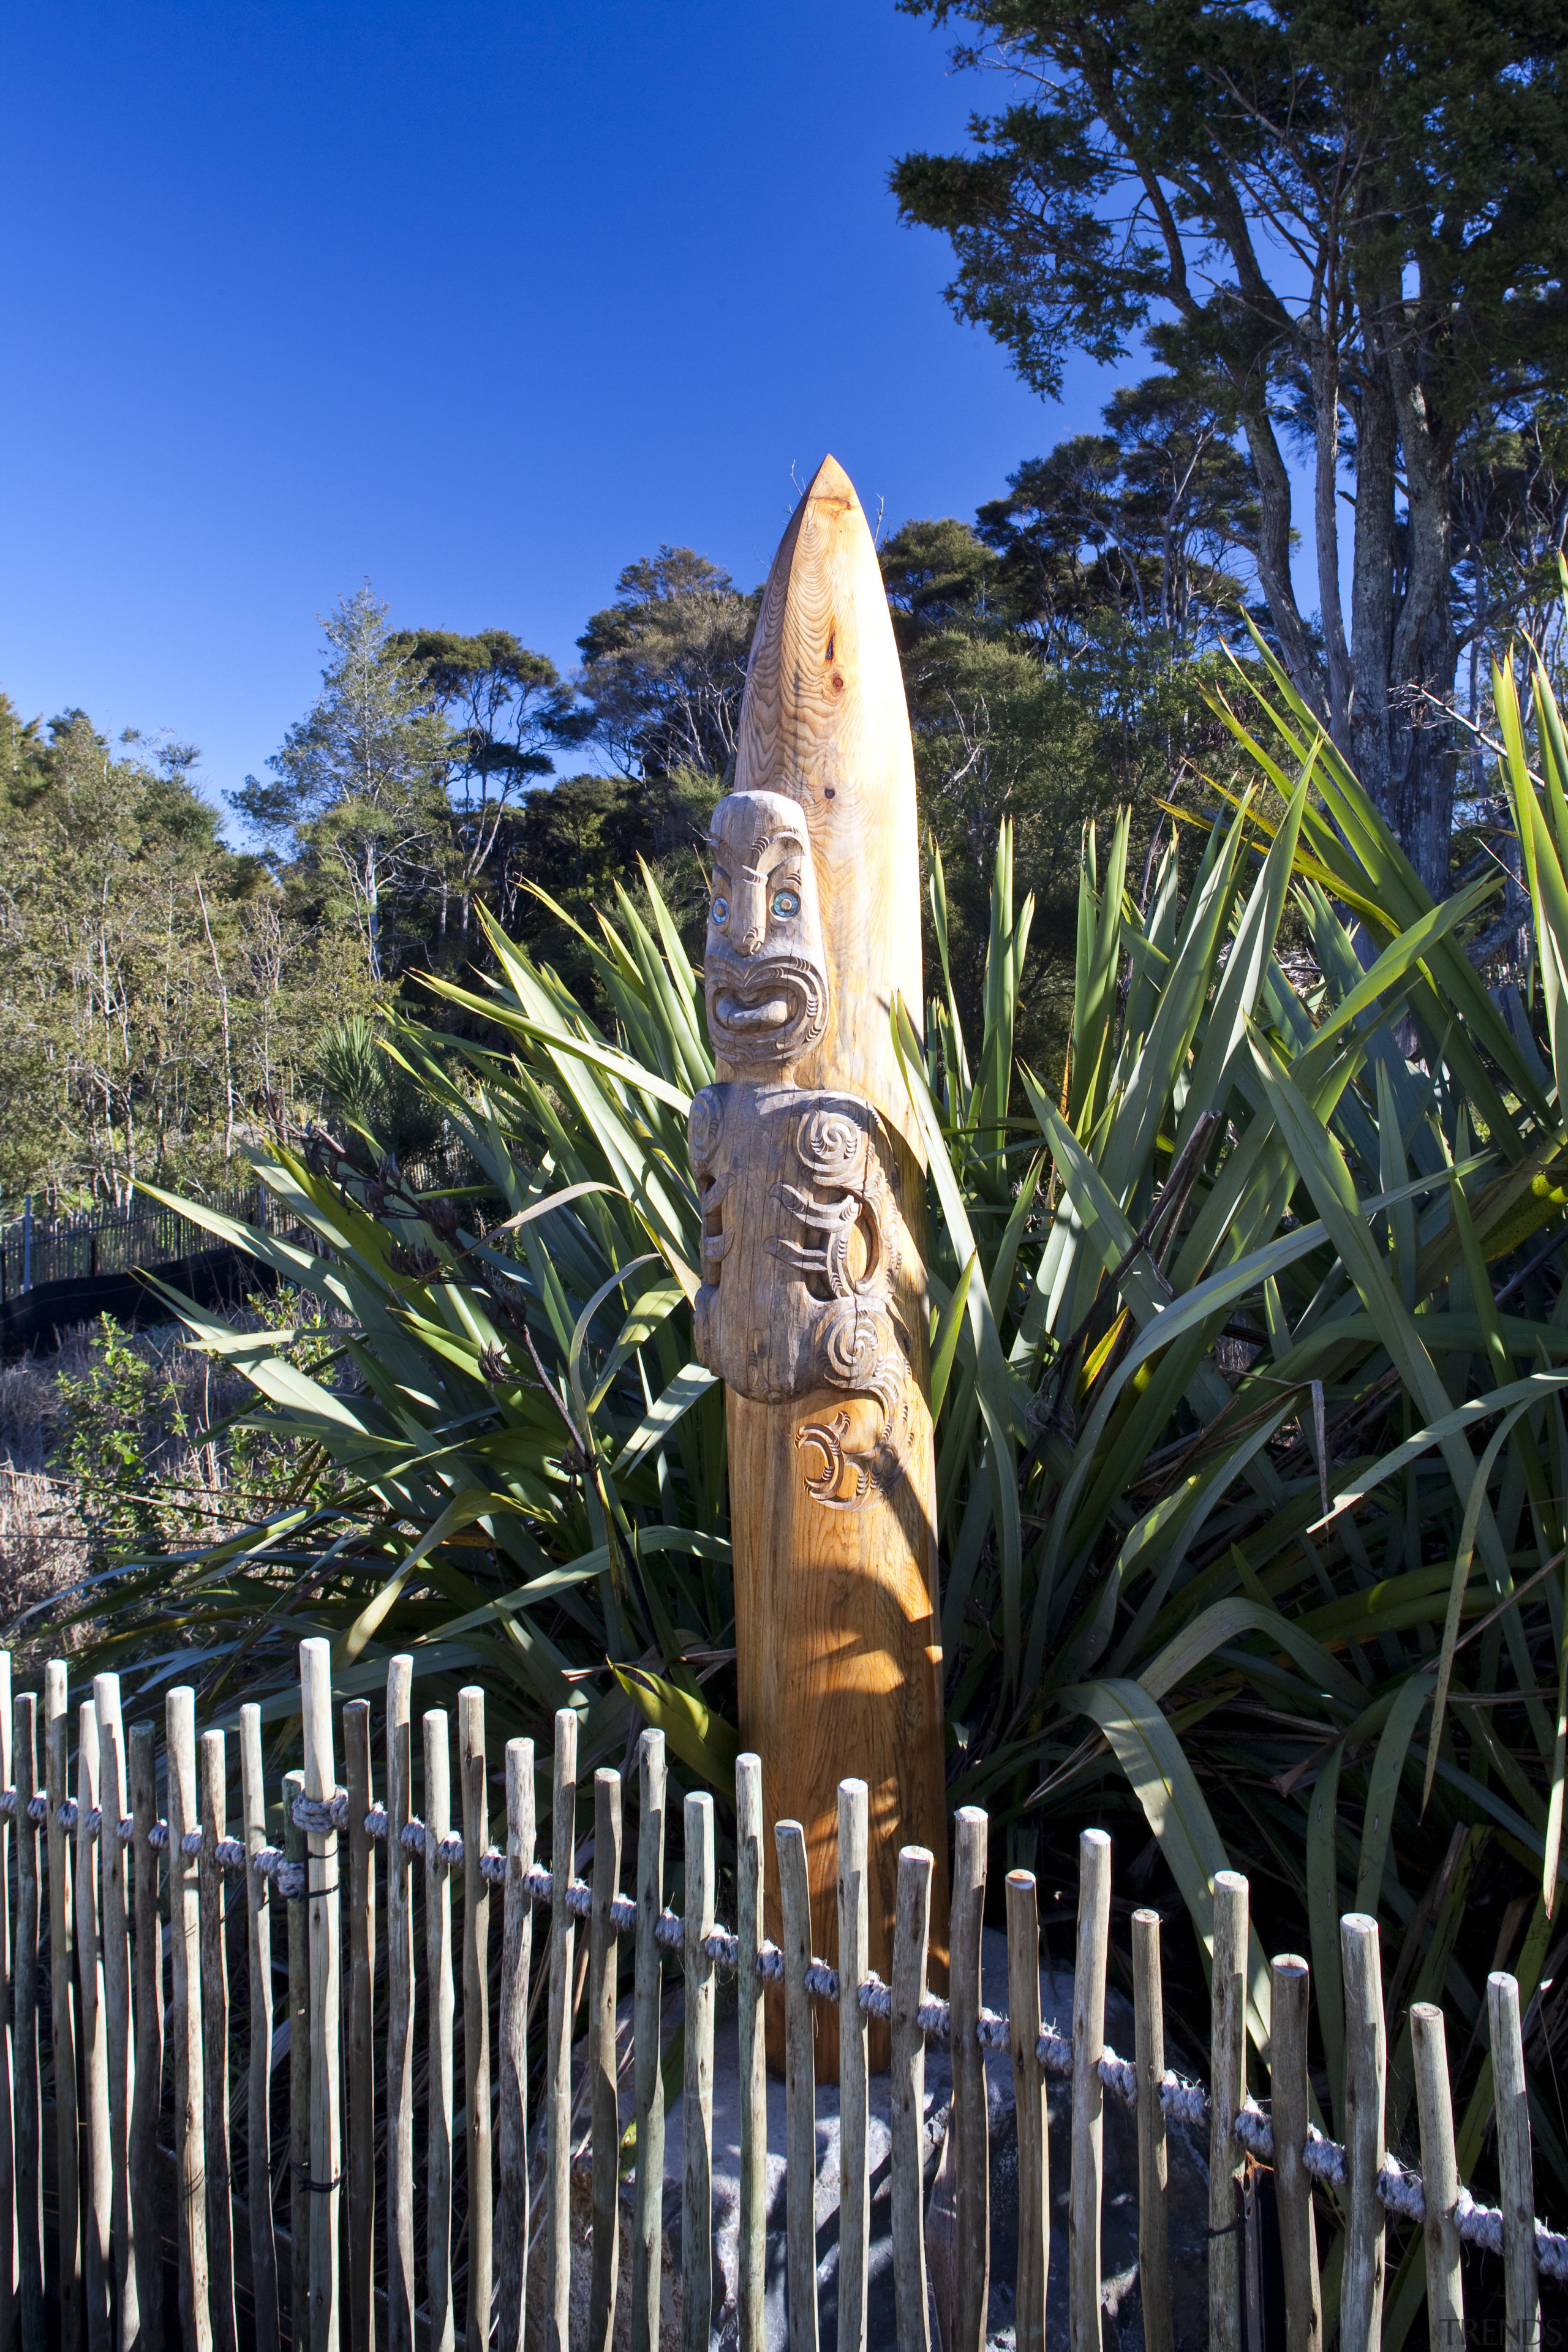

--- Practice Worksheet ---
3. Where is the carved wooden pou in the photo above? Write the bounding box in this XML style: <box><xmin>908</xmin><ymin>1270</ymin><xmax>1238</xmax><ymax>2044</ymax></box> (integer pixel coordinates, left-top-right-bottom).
<box><xmin>692</xmin><ymin>456</ymin><xmax>949</xmax><ymax>2073</ymax></box>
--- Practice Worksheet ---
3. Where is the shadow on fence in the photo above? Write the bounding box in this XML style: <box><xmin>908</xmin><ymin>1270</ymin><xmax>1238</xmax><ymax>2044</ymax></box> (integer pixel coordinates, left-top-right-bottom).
<box><xmin>0</xmin><ymin>1640</ymin><xmax>1559</xmax><ymax>2350</ymax></box>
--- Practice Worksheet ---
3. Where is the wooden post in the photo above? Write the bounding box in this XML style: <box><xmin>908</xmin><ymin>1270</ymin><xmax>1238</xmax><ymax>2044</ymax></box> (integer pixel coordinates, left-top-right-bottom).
<box><xmin>343</xmin><ymin>1700</ymin><xmax>374</xmax><ymax>2352</ymax></box>
<box><xmin>385</xmin><ymin>1657</ymin><xmax>416</xmax><ymax>2352</ymax></box>
<box><xmin>238</xmin><ymin>1705</ymin><xmax>280</xmax><ymax>2352</ymax></box>
<box><xmin>1488</xmin><ymin>1970</ymin><xmax>1539</xmax><ymax>2352</ymax></box>
<box><xmin>77</xmin><ymin>1700</ymin><xmax>111</xmax><ymax>2352</ymax></box>
<box><xmin>545</xmin><ymin>1708</ymin><xmax>577</xmax><ymax>2352</ymax></box>
<box><xmin>496</xmin><ymin>1736</ymin><xmax>535</xmax><ymax>2352</ymax></box>
<box><xmin>951</xmin><ymin>1807</ymin><xmax>990</xmax><ymax>2352</ymax></box>
<box><xmin>1410</xmin><ymin>2002</ymin><xmax>1463</xmax><ymax>2352</ymax></box>
<box><xmin>629</xmin><ymin>1730</ymin><xmax>665</xmax><ymax>2352</ymax></box>
<box><xmin>45</xmin><ymin>1662</ymin><xmax>82</xmax><ymax>2352</ymax></box>
<box><xmin>1133</xmin><ymin>1911</ymin><xmax>1172</xmax><ymax>2352</ymax></box>
<box><xmin>695</xmin><ymin>455</ymin><xmax>949</xmax><ymax>2068</ymax></box>
<box><xmin>1006</xmin><ymin>1871</ymin><xmax>1047</xmax><ymax>2352</ymax></box>
<box><xmin>1270</xmin><ymin>1955</ymin><xmax>1320</xmax><ymax>2352</ymax></box>
<box><xmin>836</xmin><ymin>1778</ymin><xmax>870</xmax><ymax>2352</ymax></box>
<box><xmin>1209</xmin><ymin>1871</ymin><xmax>1248</xmax><ymax>2352</ymax></box>
<box><xmin>129</xmin><ymin>1721</ymin><xmax>162</xmax><ymax>2345</ymax></box>
<box><xmin>459</xmin><ymin>1690</ymin><xmax>492</xmax><ymax>2352</ymax></box>
<box><xmin>1340</xmin><ymin>1912</ymin><xmax>1386</xmax><ymax>2352</ymax></box>
<box><xmin>0</xmin><ymin>1647</ymin><xmax>13</xmax><ymax>2352</ymax></box>
<box><xmin>94</xmin><ymin>1676</ymin><xmax>138</xmax><ymax>2352</ymax></box>
<box><xmin>198</xmin><ymin>1729</ymin><xmax>238</xmax><ymax>2352</ymax></box>
<box><xmin>683</xmin><ymin>1792</ymin><xmax>717</xmax><ymax>2352</ymax></box>
<box><xmin>299</xmin><ymin>1638</ymin><xmax>342</xmax><ymax>2352</ymax></box>
<box><xmin>889</xmin><ymin>1845</ymin><xmax>933</xmax><ymax>2352</ymax></box>
<box><xmin>424</xmin><ymin>1710</ymin><xmax>455</xmax><ymax>2352</ymax></box>
<box><xmin>1071</xmin><ymin>1830</ymin><xmax>1110</xmax><ymax>2352</ymax></box>
<box><xmin>775</xmin><ymin>1819</ymin><xmax>818</xmax><ymax>2352</ymax></box>
<box><xmin>168</xmin><ymin>1686</ymin><xmax>212</xmax><ymax>2352</ymax></box>
<box><xmin>284</xmin><ymin>1771</ymin><xmax>309</xmax><ymax>2350</ymax></box>
<box><xmin>13</xmin><ymin>1694</ymin><xmax>42</xmax><ymax>2351</ymax></box>
<box><xmin>587</xmin><ymin>1767</ymin><xmax>622</xmax><ymax>2352</ymax></box>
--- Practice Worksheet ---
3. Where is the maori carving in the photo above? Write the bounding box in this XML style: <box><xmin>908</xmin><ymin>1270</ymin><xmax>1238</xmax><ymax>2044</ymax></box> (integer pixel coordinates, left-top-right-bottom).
<box><xmin>688</xmin><ymin>1080</ymin><xmax>911</xmax><ymax>1506</ymax></box>
<box><xmin>702</xmin><ymin>790</ymin><xmax>829</xmax><ymax>1079</ymax></box>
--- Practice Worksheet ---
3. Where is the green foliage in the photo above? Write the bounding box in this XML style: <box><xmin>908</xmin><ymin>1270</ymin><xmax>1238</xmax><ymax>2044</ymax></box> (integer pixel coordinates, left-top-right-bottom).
<box><xmin>54</xmin><ymin>1316</ymin><xmax>176</xmax><ymax>1562</ymax></box>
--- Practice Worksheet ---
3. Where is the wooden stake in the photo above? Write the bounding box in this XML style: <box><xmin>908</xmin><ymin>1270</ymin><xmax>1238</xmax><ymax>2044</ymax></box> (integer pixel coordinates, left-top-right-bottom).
<box><xmin>77</xmin><ymin>1700</ymin><xmax>111</xmax><ymax>2352</ymax></box>
<box><xmin>496</xmin><ymin>1735</ymin><xmax>535</xmax><ymax>2352</ymax></box>
<box><xmin>889</xmin><ymin>1845</ymin><xmax>933</xmax><ymax>2352</ymax></box>
<box><xmin>459</xmin><ymin>1689</ymin><xmax>492</xmax><ymax>2352</ymax></box>
<box><xmin>129</xmin><ymin>1722</ymin><xmax>162</xmax><ymax>2346</ymax></box>
<box><xmin>836</xmin><ymin>1777</ymin><xmax>870</xmax><ymax>2352</ymax></box>
<box><xmin>45</xmin><ymin>1662</ymin><xmax>82</xmax><ymax>2352</ymax></box>
<box><xmin>198</xmin><ymin>1728</ymin><xmax>238</xmax><ymax>2352</ymax></box>
<box><xmin>1133</xmin><ymin>1911</ymin><xmax>1172</xmax><ymax>2352</ymax></box>
<box><xmin>1070</xmin><ymin>1829</ymin><xmax>1110</xmax><ymax>2352</ymax></box>
<box><xmin>342</xmin><ymin>1700</ymin><xmax>374</xmax><ymax>2352</ymax></box>
<box><xmin>90</xmin><ymin>1675</ymin><xmax>137</xmax><ymax>2352</ymax></box>
<box><xmin>706</xmin><ymin>456</ymin><xmax>949</xmax><ymax>2066</ymax></box>
<box><xmin>1269</xmin><ymin>1955</ymin><xmax>1320</xmax><ymax>2352</ymax></box>
<box><xmin>1410</xmin><ymin>2001</ymin><xmax>1463</xmax><ymax>2351</ymax></box>
<box><xmin>950</xmin><ymin>1807</ymin><xmax>989</xmax><ymax>2352</ymax></box>
<box><xmin>776</xmin><ymin>1819</ymin><xmax>818</xmax><ymax>2352</ymax></box>
<box><xmin>545</xmin><ymin>1708</ymin><xmax>578</xmax><ymax>2352</ymax></box>
<box><xmin>384</xmin><ymin>1657</ymin><xmax>415</xmax><ymax>2352</ymax></box>
<box><xmin>1006</xmin><ymin>1870</ymin><xmax>1047</xmax><ymax>2352</ymax></box>
<box><xmin>284</xmin><ymin>1769</ymin><xmax>309</xmax><ymax>2352</ymax></box>
<box><xmin>299</xmin><ymin>1638</ymin><xmax>342</xmax><ymax>2352</ymax></box>
<box><xmin>1488</xmin><ymin>1970</ymin><xmax>1539</xmax><ymax>2352</ymax></box>
<box><xmin>588</xmin><ymin>1767</ymin><xmax>622</xmax><ymax>2352</ymax></box>
<box><xmin>167</xmin><ymin>1686</ymin><xmax>211</xmax><ymax>2352</ymax></box>
<box><xmin>13</xmin><ymin>1694</ymin><xmax>41</xmax><ymax>2351</ymax></box>
<box><xmin>424</xmin><ymin>1709</ymin><xmax>455</xmax><ymax>2352</ymax></box>
<box><xmin>629</xmin><ymin>1728</ymin><xmax>665</xmax><ymax>2352</ymax></box>
<box><xmin>238</xmin><ymin>1705</ymin><xmax>280</xmax><ymax>2352</ymax></box>
<box><xmin>683</xmin><ymin>1792</ymin><xmax>717</xmax><ymax>2352</ymax></box>
<box><xmin>1340</xmin><ymin>1912</ymin><xmax>1385</xmax><ymax>2352</ymax></box>
<box><xmin>1209</xmin><ymin>1871</ymin><xmax>1248</xmax><ymax>2352</ymax></box>
<box><xmin>0</xmin><ymin>1648</ymin><xmax>13</xmax><ymax>2352</ymax></box>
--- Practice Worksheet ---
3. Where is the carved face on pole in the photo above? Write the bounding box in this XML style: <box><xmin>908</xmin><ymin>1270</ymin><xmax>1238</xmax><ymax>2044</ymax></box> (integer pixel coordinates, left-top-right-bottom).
<box><xmin>703</xmin><ymin>790</ymin><xmax>829</xmax><ymax>1079</ymax></box>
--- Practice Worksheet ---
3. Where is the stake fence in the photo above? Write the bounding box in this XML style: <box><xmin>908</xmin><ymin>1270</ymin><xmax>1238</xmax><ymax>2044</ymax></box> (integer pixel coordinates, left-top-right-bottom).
<box><xmin>0</xmin><ymin>1636</ymin><xmax>1561</xmax><ymax>2351</ymax></box>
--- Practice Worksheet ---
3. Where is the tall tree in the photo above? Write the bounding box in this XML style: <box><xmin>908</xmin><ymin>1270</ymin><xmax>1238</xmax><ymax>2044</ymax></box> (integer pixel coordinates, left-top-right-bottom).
<box><xmin>892</xmin><ymin>0</ymin><xmax>1568</xmax><ymax>891</ymax></box>
<box><xmin>574</xmin><ymin>548</ymin><xmax>759</xmax><ymax>819</ymax></box>
<box><xmin>234</xmin><ymin>585</ymin><xmax>453</xmax><ymax>981</ymax></box>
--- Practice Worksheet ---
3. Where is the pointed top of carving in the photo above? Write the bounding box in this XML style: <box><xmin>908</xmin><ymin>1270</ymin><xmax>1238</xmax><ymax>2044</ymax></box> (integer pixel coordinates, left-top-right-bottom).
<box><xmin>801</xmin><ymin>451</ymin><xmax>857</xmax><ymax>512</ymax></box>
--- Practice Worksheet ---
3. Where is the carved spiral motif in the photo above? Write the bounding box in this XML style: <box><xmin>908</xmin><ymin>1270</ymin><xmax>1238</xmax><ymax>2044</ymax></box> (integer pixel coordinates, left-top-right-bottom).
<box><xmin>687</xmin><ymin>1087</ymin><xmax>724</xmax><ymax>1172</ymax></box>
<box><xmin>795</xmin><ymin>1102</ymin><xmax>865</xmax><ymax>1178</ymax></box>
<box><xmin>816</xmin><ymin>1299</ymin><xmax>883</xmax><ymax>1389</ymax></box>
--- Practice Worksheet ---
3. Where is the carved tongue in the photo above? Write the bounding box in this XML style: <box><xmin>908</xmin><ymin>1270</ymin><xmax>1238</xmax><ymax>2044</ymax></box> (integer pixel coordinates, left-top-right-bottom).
<box><xmin>718</xmin><ymin>990</ymin><xmax>791</xmax><ymax>1031</ymax></box>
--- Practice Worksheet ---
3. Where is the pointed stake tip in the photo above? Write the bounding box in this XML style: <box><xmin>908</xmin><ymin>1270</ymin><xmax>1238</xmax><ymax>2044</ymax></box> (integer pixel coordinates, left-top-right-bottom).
<box><xmin>804</xmin><ymin>451</ymin><xmax>858</xmax><ymax>507</ymax></box>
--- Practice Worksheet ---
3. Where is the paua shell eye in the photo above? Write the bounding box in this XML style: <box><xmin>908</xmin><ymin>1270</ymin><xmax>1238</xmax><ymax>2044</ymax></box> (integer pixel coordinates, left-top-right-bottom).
<box><xmin>772</xmin><ymin>888</ymin><xmax>801</xmax><ymax>919</ymax></box>
<box><xmin>711</xmin><ymin>895</ymin><xmax>729</xmax><ymax>925</ymax></box>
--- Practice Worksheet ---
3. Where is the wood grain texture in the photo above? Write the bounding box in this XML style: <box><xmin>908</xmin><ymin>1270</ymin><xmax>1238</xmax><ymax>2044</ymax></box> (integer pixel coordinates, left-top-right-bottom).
<box><xmin>93</xmin><ymin>1676</ymin><xmax>138</xmax><ymax>2352</ymax></box>
<box><xmin>545</xmin><ymin>1710</ymin><xmax>577</xmax><ymax>2352</ymax></box>
<box><xmin>682</xmin><ymin>1793</ymin><xmax>717</xmax><ymax>2352</ymax></box>
<box><xmin>385</xmin><ymin>1658</ymin><xmax>416</xmax><ymax>2352</ymax></box>
<box><xmin>13</xmin><ymin>1694</ymin><xmax>42</xmax><ymax>2352</ymax></box>
<box><xmin>950</xmin><ymin>1807</ymin><xmax>990</xmax><ymax>2352</ymax></box>
<box><xmin>1208</xmin><ymin>1872</ymin><xmax>1248</xmax><ymax>2352</ymax></box>
<box><xmin>629</xmin><ymin>1730</ymin><xmax>665</xmax><ymax>2352</ymax></box>
<box><xmin>1133</xmin><ymin>1912</ymin><xmax>1172</xmax><ymax>2352</ymax></box>
<box><xmin>1269</xmin><ymin>1956</ymin><xmax>1320</xmax><ymax>2352</ymax></box>
<box><xmin>1006</xmin><ymin>1871</ymin><xmax>1047</xmax><ymax>2352</ymax></box>
<box><xmin>1410</xmin><ymin>2001</ymin><xmax>1463</xmax><ymax>2350</ymax></box>
<box><xmin>458</xmin><ymin>1689</ymin><xmax>492</xmax><ymax>2352</ymax></box>
<box><xmin>889</xmin><ymin>1845</ymin><xmax>932</xmax><ymax>2352</ymax></box>
<box><xmin>496</xmin><ymin>1736</ymin><xmax>535</xmax><ymax>2352</ymax></box>
<box><xmin>284</xmin><ymin>1771</ymin><xmax>309</xmax><ymax>2352</ymax></box>
<box><xmin>719</xmin><ymin>457</ymin><xmax>948</xmax><ymax>2075</ymax></box>
<box><xmin>1340</xmin><ymin>1912</ymin><xmax>1385</xmax><ymax>2352</ymax></box>
<box><xmin>167</xmin><ymin>1687</ymin><xmax>212</xmax><ymax>2352</ymax></box>
<box><xmin>45</xmin><ymin>1663</ymin><xmax>82</xmax><ymax>2352</ymax></box>
<box><xmin>587</xmin><ymin>1770</ymin><xmax>622</xmax><ymax>2352</ymax></box>
<box><xmin>776</xmin><ymin>1820</ymin><xmax>819</xmax><ymax>2352</ymax></box>
<box><xmin>76</xmin><ymin>1702</ymin><xmax>111</xmax><ymax>2352</ymax></box>
<box><xmin>424</xmin><ymin>1711</ymin><xmax>456</xmax><ymax>2352</ymax></box>
<box><xmin>344</xmin><ymin>1700</ymin><xmax>375</xmax><ymax>2352</ymax></box>
<box><xmin>1488</xmin><ymin>1971</ymin><xmax>1538</xmax><ymax>2352</ymax></box>
<box><xmin>198</xmin><ymin>1729</ymin><xmax>238</xmax><ymax>2352</ymax></box>
<box><xmin>1069</xmin><ymin>1830</ymin><xmax>1109</xmax><ymax>2352</ymax></box>
<box><xmin>238</xmin><ymin>1706</ymin><xmax>280</xmax><ymax>2352</ymax></box>
<box><xmin>300</xmin><ymin>1640</ymin><xmax>341</xmax><ymax>2352</ymax></box>
<box><xmin>835</xmin><ymin>1779</ymin><xmax>869</xmax><ymax>2352</ymax></box>
<box><xmin>128</xmin><ymin>1722</ymin><xmax>161</xmax><ymax>2351</ymax></box>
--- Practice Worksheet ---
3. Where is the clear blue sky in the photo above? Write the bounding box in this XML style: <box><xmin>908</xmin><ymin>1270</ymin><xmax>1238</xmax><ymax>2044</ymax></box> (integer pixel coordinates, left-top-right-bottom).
<box><xmin>1</xmin><ymin>1</ymin><xmax>1128</xmax><ymax>816</ymax></box>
